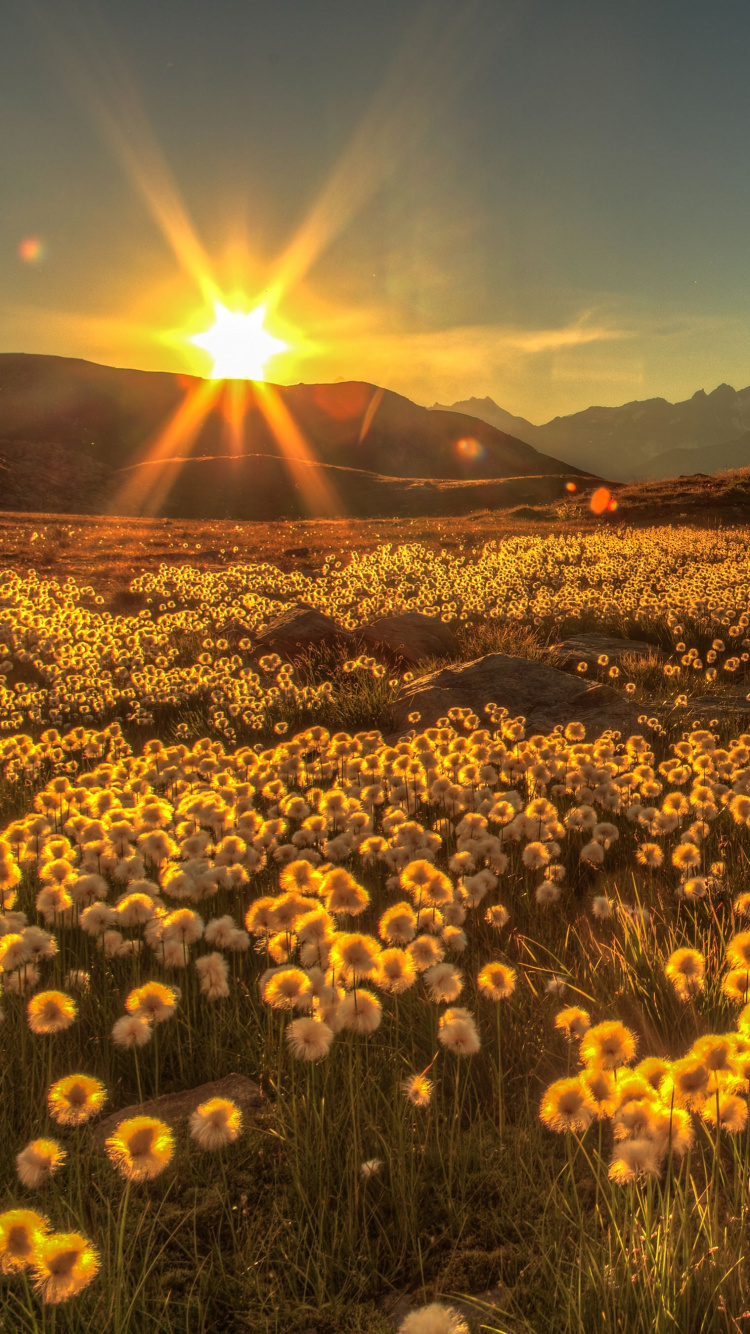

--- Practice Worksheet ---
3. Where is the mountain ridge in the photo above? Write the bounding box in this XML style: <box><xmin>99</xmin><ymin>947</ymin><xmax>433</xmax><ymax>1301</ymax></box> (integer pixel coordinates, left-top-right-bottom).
<box><xmin>433</xmin><ymin>382</ymin><xmax>750</xmax><ymax>480</ymax></box>
<box><xmin>0</xmin><ymin>352</ymin><xmax>595</xmax><ymax>519</ymax></box>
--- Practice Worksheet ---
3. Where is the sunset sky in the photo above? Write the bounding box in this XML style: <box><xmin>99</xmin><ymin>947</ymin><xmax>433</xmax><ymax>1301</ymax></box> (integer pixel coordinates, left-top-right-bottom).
<box><xmin>3</xmin><ymin>0</ymin><xmax>750</xmax><ymax>421</ymax></box>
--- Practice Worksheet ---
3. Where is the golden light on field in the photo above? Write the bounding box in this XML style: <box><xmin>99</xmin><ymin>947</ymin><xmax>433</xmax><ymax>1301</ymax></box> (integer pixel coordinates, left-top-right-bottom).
<box><xmin>190</xmin><ymin>303</ymin><xmax>288</xmax><ymax>380</ymax></box>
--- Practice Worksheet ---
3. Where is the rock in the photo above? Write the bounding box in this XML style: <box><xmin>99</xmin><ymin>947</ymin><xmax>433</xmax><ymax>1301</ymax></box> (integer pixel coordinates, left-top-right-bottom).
<box><xmin>255</xmin><ymin>604</ymin><xmax>352</xmax><ymax>661</ymax></box>
<box><xmin>359</xmin><ymin>613</ymin><xmax>459</xmax><ymax>665</ymax></box>
<box><xmin>547</xmin><ymin>633</ymin><xmax>661</xmax><ymax>669</ymax></box>
<box><xmin>94</xmin><ymin>1073</ymin><xmax>263</xmax><ymax>1145</ymax></box>
<box><xmin>659</xmin><ymin>695</ymin><xmax>750</xmax><ymax>721</ymax></box>
<box><xmin>391</xmin><ymin>652</ymin><xmax>635</xmax><ymax>737</ymax></box>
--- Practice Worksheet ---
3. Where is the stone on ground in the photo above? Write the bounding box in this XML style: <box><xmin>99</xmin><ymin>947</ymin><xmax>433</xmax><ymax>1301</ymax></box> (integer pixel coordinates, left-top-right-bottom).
<box><xmin>359</xmin><ymin>612</ymin><xmax>460</xmax><ymax>664</ymax></box>
<box><xmin>255</xmin><ymin>604</ymin><xmax>352</xmax><ymax>660</ymax></box>
<box><xmin>94</xmin><ymin>1073</ymin><xmax>263</xmax><ymax>1144</ymax></box>
<box><xmin>391</xmin><ymin>652</ymin><xmax>634</xmax><ymax>736</ymax></box>
<box><xmin>547</xmin><ymin>632</ymin><xmax>661</xmax><ymax>668</ymax></box>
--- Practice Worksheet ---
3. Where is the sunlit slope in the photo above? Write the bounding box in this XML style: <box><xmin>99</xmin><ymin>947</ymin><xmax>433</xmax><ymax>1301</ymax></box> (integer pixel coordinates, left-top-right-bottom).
<box><xmin>0</xmin><ymin>354</ymin><xmax>595</xmax><ymax>517</ymax></box>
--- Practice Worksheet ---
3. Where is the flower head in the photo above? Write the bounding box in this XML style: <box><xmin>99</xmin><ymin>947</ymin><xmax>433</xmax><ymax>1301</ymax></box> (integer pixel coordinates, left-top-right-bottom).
<box><xmin>540</xmin><ymin>1077</ymin><xmax>595</xmax><ymax>1133</ymax></box>
<box><xmin>0</xmin><ymin>1209</ymin><xmax>49</xmax><ymax>1273</ymax></box>
<box><xmin>397</xmin><ymin>1302</ymin><xmax>469</xmax><ymax>1334</ymax></box>
<box><xmin>27</xmin><ymin>990</ymin><xmax>77</xmax><ymax>1035</ymax></box>
<box><xmin>438</xmin><ymin>1006</ymin><xmax>480</xmax><ymax>1056</ymax></box>
<box><xmin>665</xmin><ymin>948</ymin><xmax>705</xmax><ymax>1001</ymax></box>
<box><xmin>337</xmin><ymin>988</ymin><xmax>382</xmax><ymax>1034</ymax></box>
<box><xmin>105</xmin><ymin>1115</ymin><xmax>175</xmax><ymax>1181</ymax></box>
<box><xmin>554</xmin><ymin>1007</ymin><xmax>591</xmax><ymax>1042</ymax></box>
<box><xmin>111</xmin><ymin>1014</ymin><xmax>153</xmax><ymax>1048</ymax></box>
<box><xmin>48</xmin><ymin>1075</ymin><xmax>108</xmax><ymax>1126</ymax></box>
<box><xmin>189</xmin><ymin>1098</ymin><xmax>243</xmax><ymax>1149</ymax></box>
<box><xmin>31</xmin><ymin>1231</ymin><xmax>100</xmax><ymax>1303</ymax></box>
<box><xmin>580</xmin><ymin>1020</ymin><xmax>637</xmax><ymax>1070</ymax></box>
<box><xmin>286</xmin><ymin>1015</ymin><xmax>334</xmax><ymax>1060</ymax></box>
<box><xmin>477</xmin><ymin>961</ymin><xmax>516</xmax><ymax>1001</ymax></box>
<box><xmin>608</xmin><ymin>1138</ymin><xmax>661</xmax><ymax>1185</ymax></box>
<box><xmin>125</xmin><ymin>981</ymin><xmax>179</xmax><ymax>1024</ymax></box>
<box><xmin>402</xmin><ymin>1073</ymin><xmax>434</xmax><ymax>1107</ymax></box>
<box><xmin>16</xmin><ymin>1139</ymin><xmax>66</xmax><ymax>1188</ymax></box>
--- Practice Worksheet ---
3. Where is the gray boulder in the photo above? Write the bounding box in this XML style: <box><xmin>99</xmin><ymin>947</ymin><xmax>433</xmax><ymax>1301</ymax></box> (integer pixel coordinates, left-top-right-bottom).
<box><xmin>94</xmin><ymin>1073</ymin><xmax>263</xmax><ymax>1145</ymax></box>
<box><xmin>547</xmin><ymin>633</ymin><xmax>662</xmax><ymax>670</ymax></box>
<box><xmin>255</xmin><ymin>603</ymin><xmax>352</xmax><ymax>661</ymax></box>
<box><xmin>391</xmin><ymin>652</ymin><xmax>635</xmax><ymax>736</ymax></box>
<box><xmin>359</xmin><ymin>613</ymin><xmax>459</xmax><ymax>665</ymax></box>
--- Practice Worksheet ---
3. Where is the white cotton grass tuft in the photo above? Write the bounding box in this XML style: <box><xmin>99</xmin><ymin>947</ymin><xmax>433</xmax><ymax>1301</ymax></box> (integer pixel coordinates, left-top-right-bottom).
<box><xmin>195</xmin><ymin>952</ymin><xmax>230</xmax><ymax>999</ymax></box>
<box><xmin>359</xmin><ymin>1158</ymin><xmax>383</xmax><ymax>1180</ymax></box>
<box><xmin>337</xmin><ymin>989</ymin><xmax>382</xmax><ymax>1034</ymax></box>
<box><xmin>111</xmin><ymin>1014</ymin><xmax>153</xmax><ymax>1048</ymax></box>
<box><xmin>286</xmin><ymin>1015</ymin><xmax>334</xmax><ymax>1060</ymax></box>
<box><xmin>397</xmin><ymin>1302</ymin><xmax>470</xmax><ymax>1334</ymax></box>
<box><xmin>438</xmin><ymin>1007</ymin><xmax>480</xmax><ymax>1056</ymax></box>
<box><xmin>189</xmin><ymin>1097</ymin><xmax>243</xmax><ymax>1150</ymax></box>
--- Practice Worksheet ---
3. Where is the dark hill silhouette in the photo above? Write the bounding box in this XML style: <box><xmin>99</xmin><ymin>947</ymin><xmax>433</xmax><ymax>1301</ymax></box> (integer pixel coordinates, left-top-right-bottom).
<box><xmin>0</xmin><ymin>353</ymin><xmax>595</xmax><ymax>518</ymax></box>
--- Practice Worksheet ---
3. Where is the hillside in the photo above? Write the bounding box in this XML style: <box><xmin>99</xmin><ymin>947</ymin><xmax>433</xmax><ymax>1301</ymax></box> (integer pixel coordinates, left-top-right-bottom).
<box><xmin>434</xmin><ymin>382</ymin><xmax>750</xmax><ymax>481</ymax></box>
<box><xmin>0</xmin><ymin>353</ymin><xmax>594</xmax><ymax>518</ymax></box>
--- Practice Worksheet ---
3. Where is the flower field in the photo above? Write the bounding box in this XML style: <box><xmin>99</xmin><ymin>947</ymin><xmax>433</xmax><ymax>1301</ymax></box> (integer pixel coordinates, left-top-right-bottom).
<box><xmin>3</xmin><ymin>529</ymin><xmax>750</xmax><ymax>1332</ymax></box>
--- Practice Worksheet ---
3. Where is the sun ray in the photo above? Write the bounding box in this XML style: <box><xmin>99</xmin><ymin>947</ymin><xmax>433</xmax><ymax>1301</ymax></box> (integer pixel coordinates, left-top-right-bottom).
<box><xmin>108</xmin><ymin>376</ymin><xmax>222</xmax><ymax>516</ymax></box>
<box><xmin>34</xmin><ymin>0</ymin><xmax>219</xmax><ymax>305</ymax></box>
<box><xmin>253</xmin><ymin>381</ymin><xmax>340</xmax><ymax>518</ymax></box>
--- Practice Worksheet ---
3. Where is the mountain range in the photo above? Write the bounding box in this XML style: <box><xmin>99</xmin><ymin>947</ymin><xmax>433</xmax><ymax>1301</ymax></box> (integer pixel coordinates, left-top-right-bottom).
<box><xmin>433</xmin><ymin>383</ymin><xmax>750</xmax><ymax>481</ymax></box>
<box><xmin>0</xmin><ymin>353</ymin><xmax>593</xmax><ymax>520</ymax></box>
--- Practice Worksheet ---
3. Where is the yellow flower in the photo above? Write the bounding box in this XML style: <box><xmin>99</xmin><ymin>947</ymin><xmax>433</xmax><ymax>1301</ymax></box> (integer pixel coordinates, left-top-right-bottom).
<box><xmin>47</xmin><ymin>1075</ymin><xmax>108</xmax><ymax>1126</ymax></box>
<box><xmin>263</xmin><ymin>967</ymin><xmax>312</xmax><ymax>1010</ymax></box>
<box><xmin>540</xmin><ymin>1077</ymin><xmax>595</xmax><ymax>1133</ymax></box>
<box><xmin>438</xmin><ymin>1007</ymin><xmax>480</xmax><ymax>1056</ymax></box>
<box><xmin>659</xmin><ymin>1056</ymin><xmax>709</xmax><ymax>1110</ymax></box>
<box><xmin>554</xmin><ymin>1007</ymin><xmax>591</xmax><ymax>1042</ymax></box>
<box><xmin>723</xmin><ymin>968</ymin><xmax>750</xmax><ymax>1003</ymax></box>
<box><xmin>31</xmin><ymin>1231</ymin><xmax>100</xmax><ymax>1303</ymax></box>
<box><xmin>580</xmin><ymin>1067</ymin><xmax>617</xmax><ymax>1118</ymax></box>
<box><xmin>701</xmin><ymin>1092</ymin><xmax>748</xmax><ymax>1134</ymax></box>
<box><xmin>27</xmin><ymin>990</ymin><xmax>77</xmax><ymax>1035</ymax></box>
<box><xmin>375</xmin><ymin>947</ymin><xmax>418</xmax><ymax>994</ymax></box>
<box><xmin>726</xmin><ymin>932</ymin><xmax>750</xmax><ymax>970</ymax></box>
<box><xmin>665</xmin><ymin>948</ymin><xmax>705</xmax><ymax>1000</ymax></box>
<box><xmin>580</xmin><ymin>1020</ymin><xmax>637</xmax><ymax>1070</ymax></box>
<box><xmin>125</xmin><ymin>981</ymin><xmax>179</xmax><ymax>1024</ymax></box>
<box><xmin>286</xmin><ymin>1015</ymin><xmax>334</xmax><ymax>1060</ymax></box>
<box><xmin>105</xmin><ymin>1115</ymin><xmax>175</xmax><ymax>1181</ymax></box>
<box><xmin>635</xmin><ymin>1057</ymin><xmax>671</xmax><ymax>1093</ymax></box>
<box><xmin>477</xmin><ymin>961</ymin><xmax>516</xmax><ymax>1001</ymax></box>
<box><xmin>402</xmin><ymin>1073</ymin><xmax>434</xmax><ymax>1107</ymax></box>
<box><xmin>0</xmin><ymin>1209</ymin><xmax>49</xmax><ymax>1273</ymax></box>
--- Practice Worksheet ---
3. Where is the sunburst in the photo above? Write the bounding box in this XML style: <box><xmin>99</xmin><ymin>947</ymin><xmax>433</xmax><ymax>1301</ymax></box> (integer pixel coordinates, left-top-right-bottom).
<box><xmin>191</xmin><ymin>303</ymin><xmax>287</xmax><ymax>380</ymax></box>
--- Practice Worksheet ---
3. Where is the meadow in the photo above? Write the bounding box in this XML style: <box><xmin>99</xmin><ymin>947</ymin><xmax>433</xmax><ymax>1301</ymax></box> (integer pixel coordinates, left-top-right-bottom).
<box><xmin>4</xmin><ymin>523</ymin><xmax>750</xmax><ymax>1332</ymax></box>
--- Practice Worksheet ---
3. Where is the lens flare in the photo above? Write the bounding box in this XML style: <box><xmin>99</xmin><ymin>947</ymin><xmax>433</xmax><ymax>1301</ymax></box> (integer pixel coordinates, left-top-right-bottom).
<box><xmin>565</xmin><ymin>481</ymin><xmax>577</xmax><ymax>492</ymax></box>
<box><xmin>191</xmin><ymin>304</ymin><xmax>287</xmax><ymax>380</ymax></box>
<box><xmin>456</xmin><ymin>437</ymin><xmax>485</xmax><ymax>461</ymax></box>
<box><xmin>589</xmin><ymin>486</ymin><xmax>612</xmax><ymax>515</ymax></box>
<box><xmin>18</xmin><ymin>237</ymin><xmax>45</xmax><ymax>264</ymax></box>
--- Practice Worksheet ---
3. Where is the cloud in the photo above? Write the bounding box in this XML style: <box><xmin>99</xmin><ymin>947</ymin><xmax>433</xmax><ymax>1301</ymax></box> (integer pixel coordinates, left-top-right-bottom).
<box><xmin>294</xmin><ymin>309</ymin><xmax>632</xmax><ymax>403</ymax></box>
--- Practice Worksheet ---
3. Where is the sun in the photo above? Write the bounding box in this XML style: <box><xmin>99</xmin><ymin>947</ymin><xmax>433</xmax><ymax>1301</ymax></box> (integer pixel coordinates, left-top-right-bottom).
<box><xmin>190</xmin><ymin>303</ymin><xmax>288</xmax><ymax>380</ymax></box>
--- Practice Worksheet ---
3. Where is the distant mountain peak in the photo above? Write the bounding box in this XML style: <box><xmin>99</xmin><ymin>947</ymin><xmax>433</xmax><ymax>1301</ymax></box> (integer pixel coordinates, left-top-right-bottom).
<box><xmin>436</xmin><ymin>381</ymin><xmax>750</xmax><ymax>482</ymax></box>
